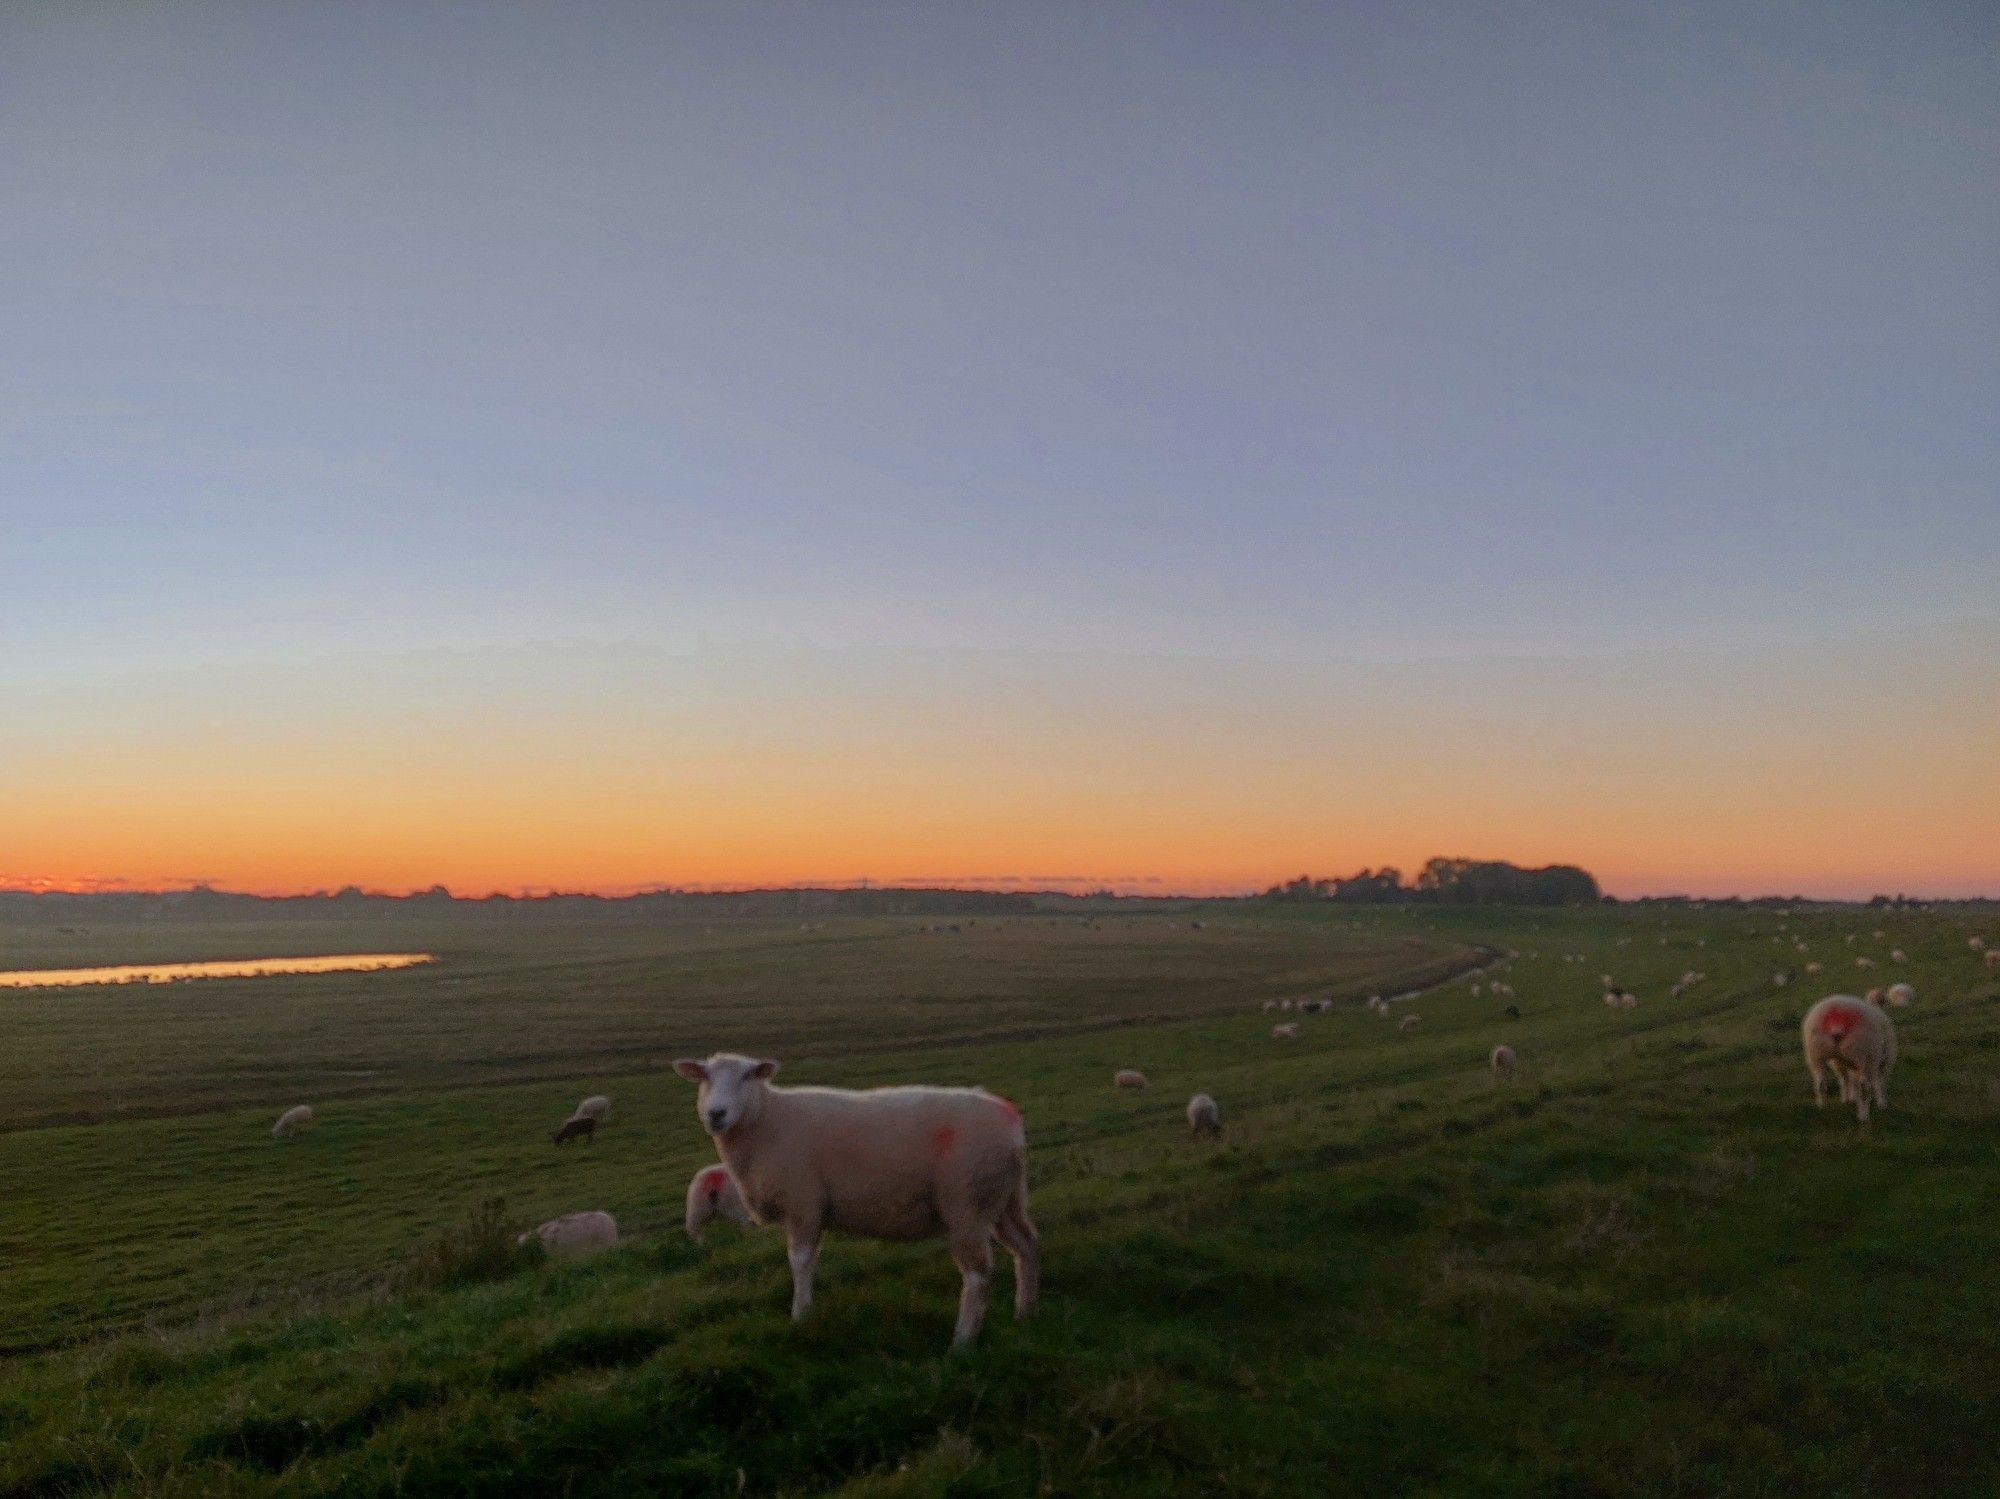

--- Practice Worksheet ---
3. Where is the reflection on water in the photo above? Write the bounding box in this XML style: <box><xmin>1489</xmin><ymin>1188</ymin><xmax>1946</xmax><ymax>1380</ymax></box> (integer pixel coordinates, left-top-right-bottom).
<box><xmin>0</xmin><ymin>953</ymin><xmax>435</xmax><ymax>989</ymax></box>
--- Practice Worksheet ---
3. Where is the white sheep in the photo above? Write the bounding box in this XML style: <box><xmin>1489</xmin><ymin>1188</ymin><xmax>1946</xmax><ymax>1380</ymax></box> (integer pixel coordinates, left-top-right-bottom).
<box><xmin>1855</xmin><ymin>957</ymin><xmax>1876</xmax><ymax>970</ymax></box>
<box><xmin>1972</xmin><ymin>936</ymin><xmax>1987</xmax><ymax>952</ymax></box>
<box><xmin>1890</xmin><ymin>950</ymin><xmax>1907</xmax><ymax>965</ymax></box>
<box><xmin>574</xmin><ymin>1094</ymin><xmax>612</xmax><ymax>1122</ymax></box>
<box><xmin>1801</xmin><ymin>996</ymin><xmax>1897</xmax><ymax>1123</ymax></box>
<box><xmin>1261</xmin><ymin>999</ymin><xmax>1280</xmax><ymax>1012</ymax></box>
<box><xmin>1113</xmin><ymin>1069</ymin><xmax>1150</xmax><ymax>1090</ymax></box>
<box><xmin>1398</xmin><ymin>1014</ymin><xmax>1422</xmax><ymax>1033</ymax></box>
<box><xmin>1490</xmin><ymin>1044</ymin><xmax>1517</xmax><ymax>1082</ymax></box>
<box><xmin>271</xmin><ymin>1104</ymin><xmax>313</xmax><ymax>1139</ymax></box>
<box><xmin>673</xmin><ymin>1053</ymin><xmax>1037</xmax><ymax>1347</ymax></box>
<box><xmin>520</xmin><ymin>1209</ymin><xmax>619</xmax><ymax>1257</ymax></box>
<box><xmin>1271</xmin><ymin>1022</ymin><xmax>1300</xmax><ymax>1040</ymax></box>
<box><xmin>1987</xmin><ymin>950</ymin><xmax>2000</xmax><ymax>968</ymax></box>
<box><xmin>1773</xmin><ymin>973</ymin><xmax>1790</xmax><ymax>988</ymax></box>
<box><xmin>1884</xmin><ymin>982</ymin><xmax>1915</xmax><ymax>1008</ymax></box>
<box><xmin>1186</xmin><ymin>1093</ymin><xmax>1221</xmax><ymax>1138</ymax></box>
<box><xmin>1804</xmin><ymin>961</ymin><xmax>1823</xmax><ymax>975</ymax></box>
<box><xmin>685</xmin><ymin>1164</ymin><xmax>753</xmax><ymax>1240</ymax></box>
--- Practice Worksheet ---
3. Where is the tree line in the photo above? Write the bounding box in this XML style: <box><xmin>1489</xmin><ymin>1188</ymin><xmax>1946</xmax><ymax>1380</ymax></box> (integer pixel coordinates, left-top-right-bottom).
<box><xmin>1263</xmin><ymin>857</ymin><xmax>1601</xmax><ymax>906</ymax></box>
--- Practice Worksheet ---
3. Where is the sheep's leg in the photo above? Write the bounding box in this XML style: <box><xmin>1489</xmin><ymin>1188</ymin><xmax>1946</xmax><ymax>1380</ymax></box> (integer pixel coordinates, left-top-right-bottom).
<box><xmin>1872</xmin><ymin>1071</ymin><xmax>1888</xmax><ymax>1110</ymax></box>
<box><xmin>1808</xmin><ymin>1056</ymin><xmax>1826</xmax><ymax>1108</ymax></box>
<box><xmin>994</xmin><ymin>1202</ymin><xmax>1040</xmax><ymax>1320</ymax></box>
<box><xmin>786</xmin><ymin>1226</ymin><xmax>821</xmax><ymax>1323</ymax></box>
<box><xmin>948</xmin><ymin>1231</ymin><xmax>994</xmax><ymax>1348</ymax></box>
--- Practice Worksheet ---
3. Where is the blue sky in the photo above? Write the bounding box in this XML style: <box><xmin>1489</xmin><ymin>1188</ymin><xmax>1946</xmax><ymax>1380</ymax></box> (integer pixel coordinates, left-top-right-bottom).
<box><xmin>2</xmin><ymin>3</ymin><xmax>1995</xmax><ymax>895</ymax></box>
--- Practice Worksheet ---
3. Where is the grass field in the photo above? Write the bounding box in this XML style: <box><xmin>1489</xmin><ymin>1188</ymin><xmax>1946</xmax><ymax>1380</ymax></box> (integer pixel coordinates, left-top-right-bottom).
<box><xmin>2</xmin><ymin>903</ymin><xmax>1997</xmax><ymax>1495</ymax></box>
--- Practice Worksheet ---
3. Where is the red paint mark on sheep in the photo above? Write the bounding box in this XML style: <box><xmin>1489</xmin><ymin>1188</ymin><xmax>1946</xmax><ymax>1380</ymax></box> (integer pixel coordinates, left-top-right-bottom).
<box><xmin>1818</xmin><ymin>1004</ymin><xmax>1863</xmax><ymax>1037</ymax></box>
<box><xmin>699</xmin><ymin>1166</ymin><xmax>729</xmax><ymax>1190</ymax></box>
<box><xmin>932</xmin><ymin>1125</ymin><xmax>958</xmax><ymax>1157</ymax></box>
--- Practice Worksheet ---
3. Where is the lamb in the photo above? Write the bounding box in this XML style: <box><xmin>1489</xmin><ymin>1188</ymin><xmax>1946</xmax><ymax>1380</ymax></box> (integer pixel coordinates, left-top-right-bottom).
<box><xmin>1113</xmin><ymin>1069</ymin><xmax>1150</xmax><ymax>1090</ymax></box>
<box><xmin>1185</xmin><ymin>1093</ymin><xmax>1222</xmax><ymax>1138</ymax></box>
<box><xmin>271</xmin><ymin>1104</ymin><xmax>313</xmax><ymax>1139</ymax></box>
<box><xmin>673</xmin><ymin>1053</ymin><xmax>1037</xmax><ymax>1348</ymax></box>
<box><xmin>1885</xmin><ymin>982</ymin><xmax>1915</xmax><ymax>1008</ymax></box>
<box><xmin>1398</xmin><ymin>1014</ymin><xmax>1422</xmax><ymax>1032</ymax></box>
<box><xmin>1490</xmin><ymin>1044</ymin><xmax>1517</xmax><ymax>1081</ymax></box>
<box><xmin>519</xmin><ymin>1209</ymin><xmax>618</xmax><ymax>1257</ymax></box>
<box><xmin>685</xmin><ymin>1164</ymin><xmax>753</xmax><ymax>1240</ymax></box>
<box><xmin>574</xmin><ymin>1094</ymin><xmax>612</xmax><ymax>1122</ymax></box>
<box><xmin>553</xmin><ymin>1114</ymin><xmax>597</xmax><ymax>1146</ymax></box>
<box><xmin>1271</xmin><ymin>1022</ymin><xmax>1300</xmax><ymax>1039</ymax></box>
<box><xmin>1801</xmin><ymin>996</ymin><xmax>1897</xmax><ymax>1122</ymax></box>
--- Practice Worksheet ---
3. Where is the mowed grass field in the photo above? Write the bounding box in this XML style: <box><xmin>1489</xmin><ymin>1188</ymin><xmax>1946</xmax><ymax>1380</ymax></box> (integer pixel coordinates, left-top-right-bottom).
<box><xmin>2</xmin><ymin>904</ymin><xmax>1998</xmax><ymax>1496</ymax></box>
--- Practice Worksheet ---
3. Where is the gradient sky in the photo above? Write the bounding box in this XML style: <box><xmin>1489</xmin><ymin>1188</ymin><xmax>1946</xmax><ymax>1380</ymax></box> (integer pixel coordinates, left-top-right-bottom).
<box><xmin>3</xmin><ymin>2</ymin><xmax>1996</xmax><ymax>898</ymax></box>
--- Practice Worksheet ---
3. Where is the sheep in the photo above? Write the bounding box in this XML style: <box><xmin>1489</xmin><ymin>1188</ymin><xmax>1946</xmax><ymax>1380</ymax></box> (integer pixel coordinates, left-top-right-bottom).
<box><xmin>1772</xmin><ymin>972</ymin><xmax>1790</xmax><ymax>989</ymax></box>
<box><xmin>1113</xmin><ymin>1069</ymin><xmax>1150</xmax><ymax>1090</ymax></box>
<box><xmin>1490</xmin><ymin>1044</ymin><xmax>1517</xmax><ymax>1082</ymax></box>
<box><xmin>520</xmin><ymin>1209</ymin><xmax>619</xmax><ymax>1257</ymax></box>
<box><xmin>1271</xmin><ymin>1022</ymin><xmax>1300</xmax><ymax>1039</ymax></box>
<box><xmin>1855</xmin><ymin>957</ymin><xmax>1876</xmax><ymax>970</ymax></box>
<box><xmin>1805</xmin><ymin>961</ymin><xmax>1823</xmax><ymax>975</ymax></box>
<box><xmin>1865</xmin><ymin>987</ymin><xmax>1885</xmax><ymax>1004</ymax></box>
<box><xmin>1186</xmin><ymin>1093</ymin><xmax>1222</xmax><ymax>1138</ymax></box>
<box><xmin>271</xmin><ymin>1104</ymin><xmax>313</xmax><ymax>1139</ymax></box>
<box><xmin>1972</xmin><ymin>937</ymin><xmax>1988</xmax><ymax>952</ymax></box>
<box><xmin>574</xmin><ymin>1094</ymin><xmax>612</xmax><ymax>1122</ymax></box>
<box><xmin>1398</xmin><ymin>1014</ymin><xmax>1422</xmax><ymax>1033</ymax></box>
<box><xmin>685</xmin><ymin>1164</ymin><xmax>753</xmax><ymax>1240</ymax></box>
<box><xmin>553</xmin><ymin>1114</ymin><xmax>597</xmax><ymax>1146</ymax></box>
<box><xmin>1261</xmin><ymin>999</ymin><xmax>1280</xmax><ymax>1012</ymax></box>
<box><xmin>1885</xmin><ymin>982</ymin><xmax>1915</xmax><ymax>1009</ymax></box>
<box><xmin>672</xmin><ymin>1053</ymin><xmax>1037</xmax><ymax>1348</ymax></box>
<box><xmin>1890</xmin><ymin>949</ymin><xmax>1907</xmax><ymax>965</ymax></box>
<box><xmin>1801</xmin><ymin>996</ymin><xmax>1897</xmax><ymax>1122</ymax></box>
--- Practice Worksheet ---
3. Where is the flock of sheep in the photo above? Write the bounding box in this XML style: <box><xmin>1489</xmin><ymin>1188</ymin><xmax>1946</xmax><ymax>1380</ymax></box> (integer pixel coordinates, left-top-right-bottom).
<box><xmin>258</xmin><ymin>919</ymin><xmax>1994</xmax><ymax>1347</ymax></box>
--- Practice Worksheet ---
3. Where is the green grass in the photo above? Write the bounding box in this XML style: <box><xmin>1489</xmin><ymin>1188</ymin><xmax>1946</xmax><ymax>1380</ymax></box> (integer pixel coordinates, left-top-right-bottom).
<box><xmin>2</xmin><ymin>905</ymin><xmax>1997</xmax><ymax>1495</ymax></box>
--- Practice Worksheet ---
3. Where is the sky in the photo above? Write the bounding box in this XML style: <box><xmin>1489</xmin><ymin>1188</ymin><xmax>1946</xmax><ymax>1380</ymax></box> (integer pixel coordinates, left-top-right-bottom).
<box><xmin>2</xmin><ymin>2</ymin><xmax>1996</xmax><ymax>899</ymax></box>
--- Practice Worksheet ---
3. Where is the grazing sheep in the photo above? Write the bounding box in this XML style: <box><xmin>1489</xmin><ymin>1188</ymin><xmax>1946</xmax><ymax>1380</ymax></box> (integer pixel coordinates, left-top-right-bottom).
<box><xmin>1271</xmin><ymin>1022</ymin><xmax>1300</xmax><ymax>1039</ymax></box>
<box><xmin>574</xmin><ymin>1094</ymin><xmax>612</xmax><ymax>1122</ymax></box>
<box><xmin>1805</xmin><ymin>961</ymin><xmax>1823</xmax><ymax>975</ymax></box>
<box><xmin>1604</xmin><ymin>991</ymin><xmax>1622</xmax><ymax>1009</ymax></box>
<box><xmin>1186</xmin><ymin>1093</ymin><xmax>1222</xmax><ymax>1138</ymax></box>
<box><xmin>553</xmin><ymin>1114</ymin><xmax>597</xmax><ymax>1146</ymax></box>
<box><xmin>1885</xmin><ymin>982</ymin><xmax>1915</xmax><ymax>1009</ymax></box>
<box><xmin>684</xmin><ymin>1164</ymin><xmax>753</xmax><ymax>1240</ymax></box>
<box><xmin>672</xmin><ymin>1054</ymin><xmax>1037</xmax><ymax>1348</ymax></box>
<box><xmin>1987</xmin><ymin>950</ymin><xmax>2000</xmax><ymax>968</ymax></box>
<box><xmin>1490</xmin><ymin>1044</ymin><xmax>1517</xmax><ymax>1082</ymax></box>
<box><xmin>1855</xmin><ymin>957</ymin><xmax>1876</xmax><ymax>970</ymax></box>
<box><xmin>1113</xmin><ymin>1069</ymin><xmax>1150</xmax><ymax>1090</ymax></box>
<box><xmin>1972</xmin><ymin>937</ymin><xmax>1987</xmax><ymax>952</ymax></box>
<box><xmin>1261</xmin><ymin>999</ymin><xmax>1280</xmax><ymax>1012</ymax></box>
<box><xmin>1890</xmin><ymin>950</ymin><xmax>1907</xmax><ymax>965</ymax></box>
<box><xmin>271</xmin><ymin>1104</ymin><xmax>313</xmax><ymax>1139</ymax></box>
<box><xmin>520</xmin><ymin>1209</ymin><xmax>619</xmax><ymax>1257</ymax></box>
<box><xmin>1398</xmin><ymin>1014</ymin><xmax>1422</xmax><ymax>1033</ymax></box>
<box><xmin>1801</xmin><ymin>996</ymin><xmax>1897</xmax><ymax>1123</ymax></box>
<box><xmin>1865</xmin><ymin>987</ymin><xmax>1885</xmax><ymax>1004</ymax></box>
<box><xmin>1773</xmin><ymin>972</ymin><xmax>1790</xmax><ymax>989</ymax></box>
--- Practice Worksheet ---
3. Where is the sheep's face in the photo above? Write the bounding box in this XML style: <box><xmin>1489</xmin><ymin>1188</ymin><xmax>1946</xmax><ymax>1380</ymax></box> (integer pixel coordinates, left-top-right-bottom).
<box><xmin>673</xmin><ymin>1053</ymin><xmax>778</xmax><ymax>1135</ymax></box>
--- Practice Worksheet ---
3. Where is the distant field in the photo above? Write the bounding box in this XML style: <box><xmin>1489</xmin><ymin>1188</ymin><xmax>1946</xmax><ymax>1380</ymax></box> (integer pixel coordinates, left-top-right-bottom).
<box><xmin>2</xmin><ymin>904</ymin><xmax>1998</xmax><ymax>1495</ymax></box>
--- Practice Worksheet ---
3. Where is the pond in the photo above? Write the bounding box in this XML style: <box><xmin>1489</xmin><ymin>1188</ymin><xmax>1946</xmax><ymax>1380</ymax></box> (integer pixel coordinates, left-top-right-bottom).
<box><xmin>0</xmin><ymin>953</ymin><xmax>436</xmax><ymax>989</ymax></box>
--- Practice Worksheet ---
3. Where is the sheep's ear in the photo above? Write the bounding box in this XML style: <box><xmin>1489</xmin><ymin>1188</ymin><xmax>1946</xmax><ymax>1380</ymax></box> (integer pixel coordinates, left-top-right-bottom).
<box><xmin>751</xmin><ymin>1058</ymin><xmax>779</xmax><ymax>1080</ymax></box>
<box><xmin>672</xmin><ymin>1059</ymin><xmax>708</xmax><ymax>1083</ymax></box>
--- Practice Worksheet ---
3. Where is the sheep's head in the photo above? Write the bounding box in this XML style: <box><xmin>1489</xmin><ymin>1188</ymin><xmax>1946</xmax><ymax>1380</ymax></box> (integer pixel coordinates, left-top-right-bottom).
<box><xmin>673</xmin><ymin>1053</ymin><xmax>777</xmax><ymax>1135</ymax></box>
